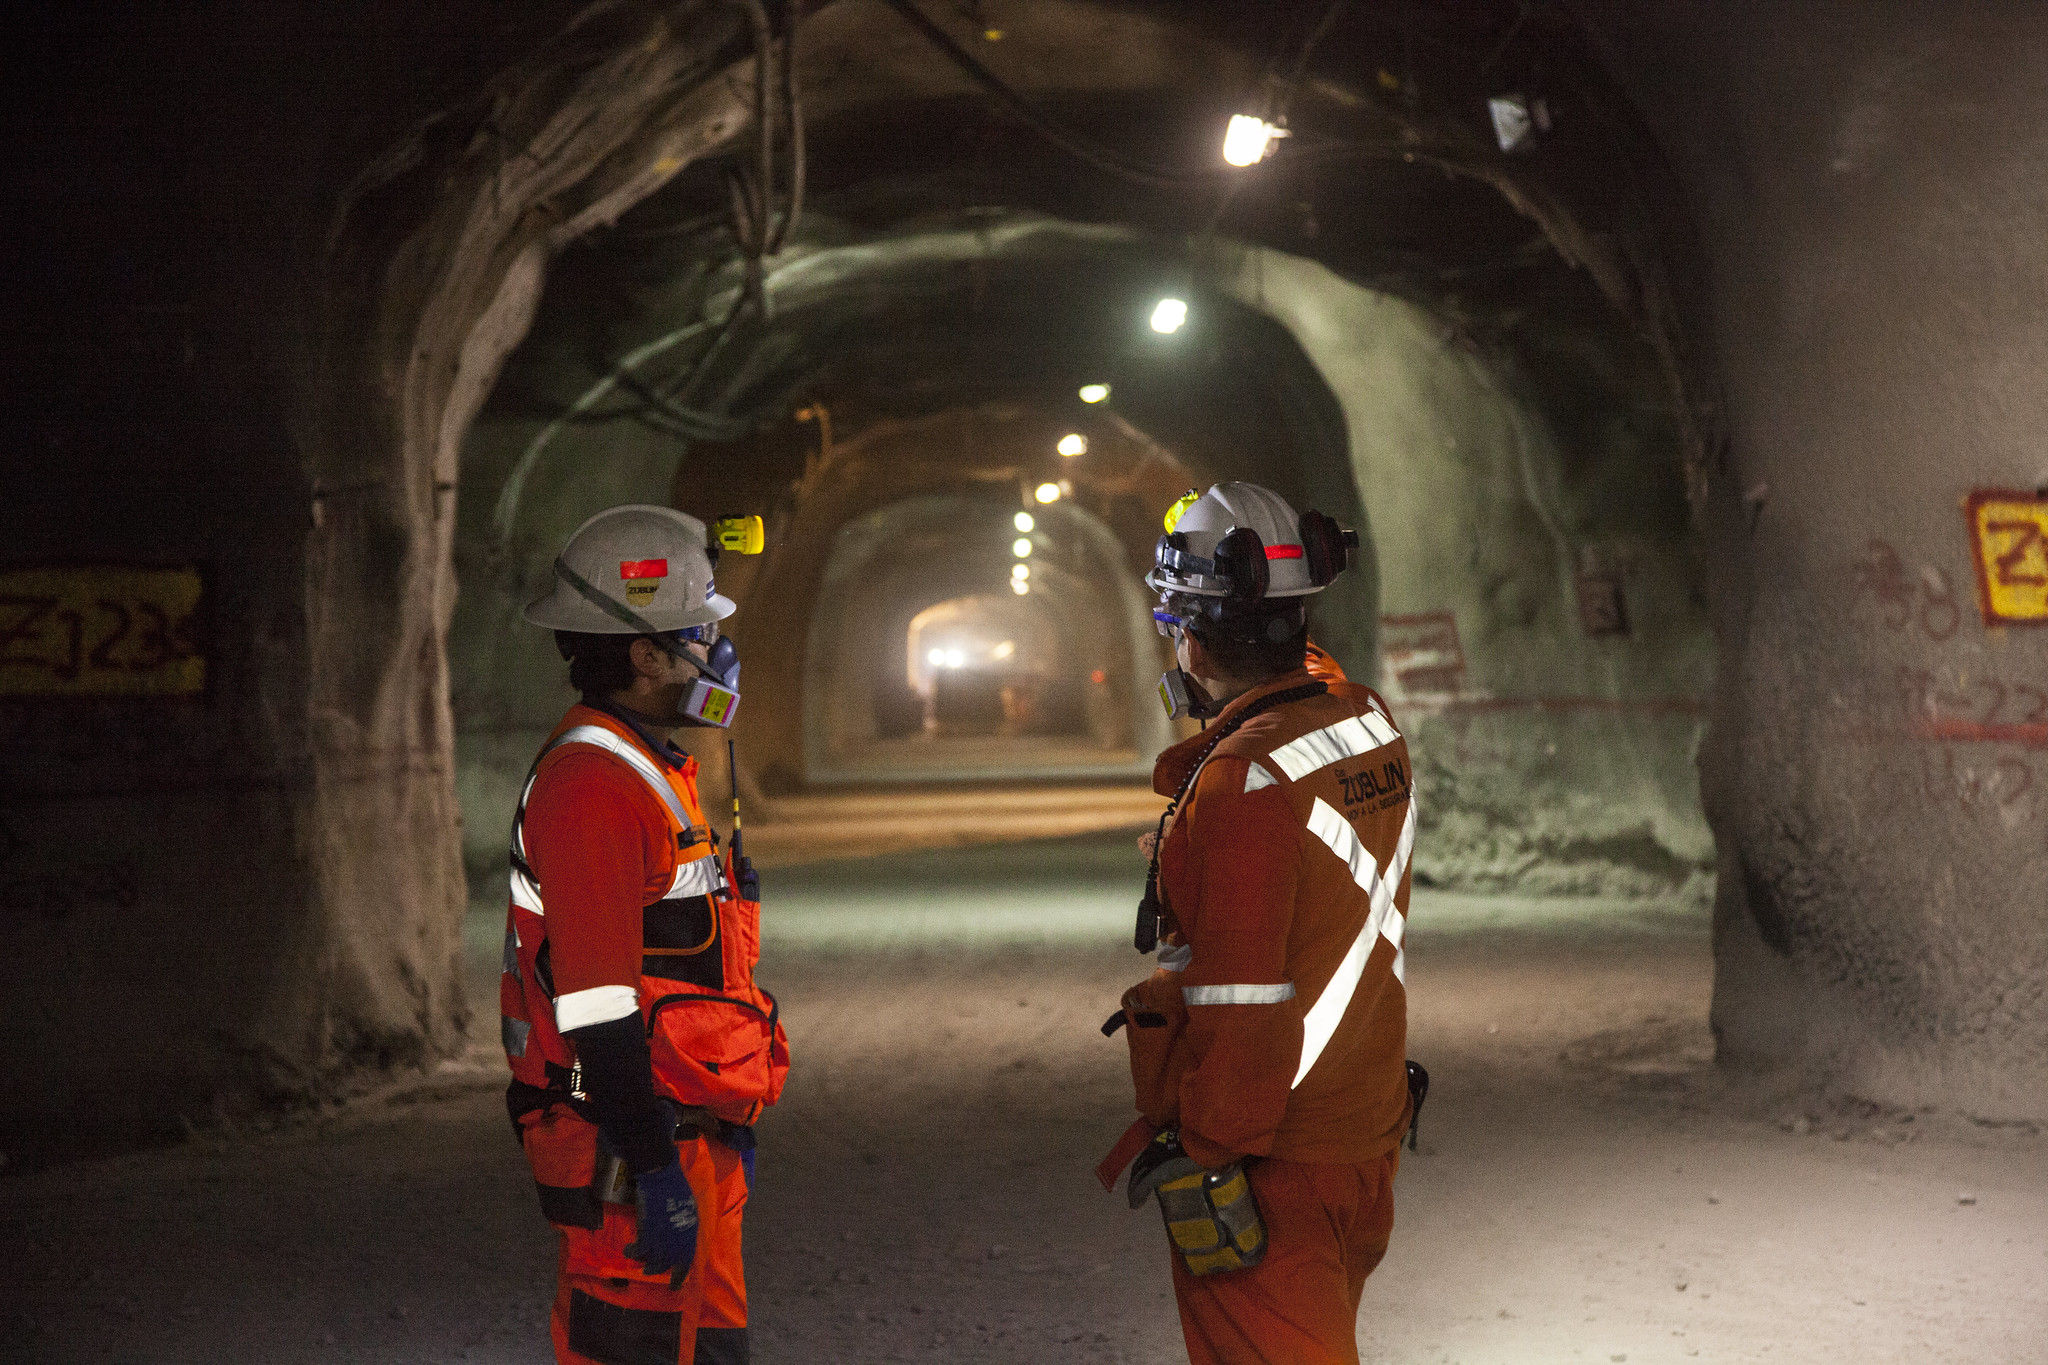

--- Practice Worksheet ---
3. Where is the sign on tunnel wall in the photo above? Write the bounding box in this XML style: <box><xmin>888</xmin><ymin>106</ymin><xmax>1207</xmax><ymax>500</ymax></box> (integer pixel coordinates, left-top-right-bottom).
<box><xmin>1964</xmin><ymin>490</ymin><xmax>2048</xmax><ymax>625</ymax></box>
<box><xmin>0</xmin><ymin>564</ymin><xmax>207</xmax><ymax>697</ymax></box>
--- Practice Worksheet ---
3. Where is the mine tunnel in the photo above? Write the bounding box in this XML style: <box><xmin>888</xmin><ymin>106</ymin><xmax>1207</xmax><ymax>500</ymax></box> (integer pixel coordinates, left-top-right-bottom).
<box><xmin>2</xmin><ymin>3</ymin><xmax>2045</xmax><ymax>1362</ymax></box>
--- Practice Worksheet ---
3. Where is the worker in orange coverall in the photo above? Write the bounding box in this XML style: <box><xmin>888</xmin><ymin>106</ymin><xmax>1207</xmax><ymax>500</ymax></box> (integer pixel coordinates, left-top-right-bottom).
<box><xmin>500</xmin><ymin>504</ymin><xmax>787</xmax><ymax>1365</ymax></box>
<box><xmin>1100</xmin><ymin>482</ymin><xmax>1418</xmax><ymax>1365</ymax></box>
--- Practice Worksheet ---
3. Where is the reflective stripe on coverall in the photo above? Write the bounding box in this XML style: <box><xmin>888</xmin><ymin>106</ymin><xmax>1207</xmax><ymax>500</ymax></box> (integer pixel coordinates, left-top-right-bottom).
<box><xmin>1123</xmin><ymin>653</ymin><xmax>1414</xmax><ymax>1365</ymax></box>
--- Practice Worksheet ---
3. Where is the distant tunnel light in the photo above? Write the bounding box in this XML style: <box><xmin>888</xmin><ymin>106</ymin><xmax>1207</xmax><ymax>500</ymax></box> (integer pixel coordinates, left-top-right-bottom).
<box><xmin>1150</xmin><ymin>298</ymin><xmax>1188</xmax><ymax>334</ymax></box>
<box><xmin>926</xmin><ymin>648</ymin><xmax>946</xmax><ymax>666</ymax></box>
<box><xmin>992</xmin><ymin>640</ymin><xmax>1016</xmax><ymax>660</ymax></box>
<box><xmin>1013</xmin><ymin>537</ymin><xmax>1035</xmax><ymax>557</ymax></box>
<box><xmin>1013</xmin><ymin>511</ymin><xmax>1035</xmax><ymax>532</ymax></box>
<box><xmin>1222</xmin><ymin>114</ymin><xmax>1287</xmax><ymax>167</ymax></box>
<box><xmin>944</xmin><ymin>648</ymin><xmax>964</xmax><ymax>668</ymax></box>
<box><xmin>1011</xmin><ymin>578</ymin><xmax>1030</xmax><ymax>595</ymax></box>
<box><xmin>1033</xmin><ymin>483</ymin><xmax>1061</xmax><ymax>505</ymax></box>
<box><xmin>1011</xmin><ymin>563</ymin><xmax>1030</xmax><ymax>580</ymax></box>
<box><xmin>1078</xmin><ymin>383</ymin><xmax>1110</xmax><ymax>404</ymax></box>
<box><xmin>1057</xmin><ymin>433</ymin><xmax>1088</xmax><ymax>457</ymax></box>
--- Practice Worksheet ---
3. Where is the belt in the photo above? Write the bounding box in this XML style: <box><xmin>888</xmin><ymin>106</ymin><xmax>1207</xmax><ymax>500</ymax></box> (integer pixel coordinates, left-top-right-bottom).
<box><xmin>591</xmin><ymin>1106</ymin><xmax>754</xmax><ymax>1205</ymax></box>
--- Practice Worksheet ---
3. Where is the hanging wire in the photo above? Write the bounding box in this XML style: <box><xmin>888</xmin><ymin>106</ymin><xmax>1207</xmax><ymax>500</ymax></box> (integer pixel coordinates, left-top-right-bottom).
<box><xmin>877</xmin><ymin>0</ymin><xmax>1226</xmax><ymax>192</ymax></box>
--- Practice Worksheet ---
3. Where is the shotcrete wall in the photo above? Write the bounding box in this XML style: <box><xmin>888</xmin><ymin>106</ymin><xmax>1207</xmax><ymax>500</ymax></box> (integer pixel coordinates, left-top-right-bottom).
<box><xmin>1586</xmin><ymin>1</ymin><xmax>2048</xmax><ymax>1113</ymax></box>
<box><xmin>1219</xmin><ymin>251</ymin><xmax>1714</xmax><ymax>896</ymax></box>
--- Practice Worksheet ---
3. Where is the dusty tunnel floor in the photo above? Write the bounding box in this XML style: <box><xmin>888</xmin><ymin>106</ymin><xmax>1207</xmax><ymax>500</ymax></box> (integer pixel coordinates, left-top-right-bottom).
<box><xmin>4</xmin><ymin>833</ymin><xmax>2043</xmax><ymax>1364</ymax></box>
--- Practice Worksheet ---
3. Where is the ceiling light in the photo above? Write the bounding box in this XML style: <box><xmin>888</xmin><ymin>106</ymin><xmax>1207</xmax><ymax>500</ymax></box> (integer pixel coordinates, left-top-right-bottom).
<box><xmin>1057</xmin><ymin>433</ymin><xmax>1088</xmax><ymax>457</ymax></box>
<box><xmin>1013</xmin><ymin>511</ymin><xmax>1034</xmax><ymax>532</ymax></box>
<box><xmin>1011</xmin><ymin>579</ymin><xmax>1030</xmax><ymax>596</ymax></box>
<box><xmin>1011</xmin><ymin>563</ymin><xmax>1029</xmax><ymax>580</ymax></box>
<box><xmin>1222</xmin><ymin>114</ymin><xmax>1288</xmax><ymax>167</ymax></box>
<box><xmin>1078</xmin><ymin>383</ymin><xmax>1110</xmax><ymax>404</ymax></box>
<box><xmin>1033</xmin><ymin>483</ymin><xmax>1061</xmax><ymax>505</ymax></box>
<box><xmin>1150</xmin><ymin>298</ymin><xmax>1188</xmax><ymax>334</ymax></box>
<box><xmin>1013</xmin><ymin>537</ymin><xmax>1034</xmax><ymax>556</ymax></box>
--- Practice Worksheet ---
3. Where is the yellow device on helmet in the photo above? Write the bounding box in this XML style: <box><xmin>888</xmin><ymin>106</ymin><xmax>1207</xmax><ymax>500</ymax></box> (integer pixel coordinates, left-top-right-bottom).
<box><xmin>711</xmin><ymin>515</ymin><xmax>765</xmax><ymax>555</ymax></box>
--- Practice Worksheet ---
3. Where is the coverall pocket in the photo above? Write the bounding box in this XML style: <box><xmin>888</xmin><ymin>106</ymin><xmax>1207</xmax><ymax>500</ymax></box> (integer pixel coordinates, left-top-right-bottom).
<box><xmin>520</xmin><ymin>1103</ymin><xmax>604</xmax><ymax>1230</ymax></box>
<box><xmin>1123</xmin><ymin>971</ymin><xmax>1190</xmax><ymax>1128</ymax></box>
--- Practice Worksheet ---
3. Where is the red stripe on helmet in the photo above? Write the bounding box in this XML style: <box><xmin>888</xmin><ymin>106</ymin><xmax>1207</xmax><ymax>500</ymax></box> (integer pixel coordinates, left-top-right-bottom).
<box><xmin>1264</xmin><ymin>544</ymin><xmax>1304</xmax><ymax>560</ymax></box>
<box><xmin>619</xmin><ymin>558</ymin><xmax>669</xmax><ymax>579</ymax></box>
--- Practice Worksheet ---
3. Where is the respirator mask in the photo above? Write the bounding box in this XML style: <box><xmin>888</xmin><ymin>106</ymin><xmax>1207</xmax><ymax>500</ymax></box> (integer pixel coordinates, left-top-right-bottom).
<box><xmin>660</xmin><ymin>623</ymin><xmax>742</xmax><ymax>729</ymax></box>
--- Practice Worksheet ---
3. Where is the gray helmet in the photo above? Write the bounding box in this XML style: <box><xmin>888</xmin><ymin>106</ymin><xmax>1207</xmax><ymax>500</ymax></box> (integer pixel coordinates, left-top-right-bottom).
<box><xmin>523</xmin><ymin>504</ymin><xmax>736</xmax><ymax>634</ymax></box>
<box><xmin>1146</xmin><ymin>482</ymin><xmax>1356</xmax><ymax>602</ymax></box>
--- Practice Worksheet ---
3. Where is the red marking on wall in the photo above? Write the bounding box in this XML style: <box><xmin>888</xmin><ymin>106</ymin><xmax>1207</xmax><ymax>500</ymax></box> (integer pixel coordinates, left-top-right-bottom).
<box><xmin>1379</xmin><ymin>613</ymin><xmax>1468</xmax><ymax>702</ymax></box>
<box><xmin>1850</xmin><ymin>538</ymin><xmax>1960</xmax><ymax>641</ymax></box>
<box><xmin>1438</xmin><ymin>696</ymin><xmax>1707</xmax><ymax>718</ymax></box>
<box><xmin>1910</xmin><ymin>718</ymin><xmax>2048</xmax><ymax>750</ymax></box>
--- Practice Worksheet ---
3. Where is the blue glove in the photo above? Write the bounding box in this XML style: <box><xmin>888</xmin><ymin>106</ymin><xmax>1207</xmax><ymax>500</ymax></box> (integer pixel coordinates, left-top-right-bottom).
<box><xmin>622</xmin><ymin>1157</ymin><xmax>699</xmax><ymax>1285</ymax></box>
<box><xmin>741</xmin><ymin>1145</ymin><xmax>756</xmax><ymax>1191</ymax></box>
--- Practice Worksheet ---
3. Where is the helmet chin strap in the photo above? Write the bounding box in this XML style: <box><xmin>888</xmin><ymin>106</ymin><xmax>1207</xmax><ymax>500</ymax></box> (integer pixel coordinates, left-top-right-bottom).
<box><xmin>554</xmin><ymin>557</ymin><xmax>733</xmax><ymax>688</ymax></box>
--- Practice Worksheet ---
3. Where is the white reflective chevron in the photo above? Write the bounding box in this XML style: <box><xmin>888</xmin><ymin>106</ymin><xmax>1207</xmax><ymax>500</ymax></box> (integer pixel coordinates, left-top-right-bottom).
<box><xmin>509</xmin><ymin>863</ymin><xmax>545</xmax><ymax>916</ymax></box>
<box><xmin>1183</xmin><ymin>981</ymin><xmax>1297</xmax><ymax>1006</ymax></box>
<box><xmin>1243</xmin><ymin>760</ymin><xmax>1279</xmax><ymax>793</ymax></box>
<box><xmin>1268</xmin><ymin>711</ymin><xmax>1401</xmax><ymax>783</ymax></box>
<box><xmin>667</xmin><ymin>853</ymin><xmax>726</xmax><ymax>899</ymax></box>
<box><xmin>555</xmin><ymin>983</ymin><xmax>640</xmax><ymax>1032</ymax></box>
<box><xmin>1292</xmin><ymin>796</ymin><xmax>1417</xmax><ymax>1088</ymax></box>
<box><xmin>544</xmin><ymin>725</ymin><xmax>693</xmax><ymax>830</ymax></box>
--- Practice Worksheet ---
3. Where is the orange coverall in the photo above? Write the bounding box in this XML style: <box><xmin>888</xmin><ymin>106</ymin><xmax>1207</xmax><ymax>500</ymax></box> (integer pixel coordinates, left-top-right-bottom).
<box><xmin>1121</xmin><ymin>653</ymin><xmax>1415</xmax><ymax>1365</ymax></box>
<box><xmin>511</xmin><ymin>703</ymin><xmax>764</xmax><ymax>1365</ymax></box>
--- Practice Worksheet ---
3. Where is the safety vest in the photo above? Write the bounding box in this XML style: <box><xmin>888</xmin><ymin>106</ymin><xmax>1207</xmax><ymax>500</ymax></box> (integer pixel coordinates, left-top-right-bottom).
<box><xmin>498</xmin><ymin>706</ymin><xmax>790</xmax><ymax>1125</ymax></box>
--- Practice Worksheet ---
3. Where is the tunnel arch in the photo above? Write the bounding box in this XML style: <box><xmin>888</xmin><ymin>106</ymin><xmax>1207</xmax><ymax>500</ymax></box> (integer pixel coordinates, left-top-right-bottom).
<box><xmin>799</xmin><ymin>491</ymin><xmax>1172</xmax><ymax>784</ymax></box>
<box><xmin>272</xmin><ymin>0</ymin><xmax>1732</xmax><ymax>1119</ymax></box>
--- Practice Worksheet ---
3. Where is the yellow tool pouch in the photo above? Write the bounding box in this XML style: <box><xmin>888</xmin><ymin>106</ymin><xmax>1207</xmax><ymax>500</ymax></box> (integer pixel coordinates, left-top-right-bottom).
<box><xmin>1127</xmin><ymin>1130</ymin><xmax>1267</xmax><ymax>1276</ymax></box>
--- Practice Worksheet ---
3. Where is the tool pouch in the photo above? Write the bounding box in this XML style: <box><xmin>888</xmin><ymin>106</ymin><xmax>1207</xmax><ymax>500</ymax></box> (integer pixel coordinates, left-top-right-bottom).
<box><xmin>518</xmin><ymin>1102</ymin><xmax>605</xmax><ymax>1231</ymax></box>
<box><xmin>1127</xmin><ymin>1131</ymin><xmax>1267</xmax><ymax>1276</ymax></box>
<box><xmin>644</xmin><ymin>889</ymin><xmax>790</xmax><ymax>1125</ymax></box>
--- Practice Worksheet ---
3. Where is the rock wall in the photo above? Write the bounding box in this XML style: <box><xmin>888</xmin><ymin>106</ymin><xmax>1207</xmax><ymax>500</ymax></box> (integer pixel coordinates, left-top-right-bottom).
<box><xmin>1587</xmin><ymin>1</ymin><xmax>2048</xmax><ymax>1113</ymax></box>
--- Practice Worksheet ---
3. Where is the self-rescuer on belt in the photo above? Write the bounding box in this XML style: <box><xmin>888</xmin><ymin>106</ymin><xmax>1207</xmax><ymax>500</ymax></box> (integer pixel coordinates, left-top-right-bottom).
<box><xmin>1099</xmin><ymin>481</ymin><xmax>1428</xmax><ymax>1365</ymax></box>
<box><xmin>499</xmin><ymin>503</ymin><xmax>787</xmax><ymax>1365</ymax></box>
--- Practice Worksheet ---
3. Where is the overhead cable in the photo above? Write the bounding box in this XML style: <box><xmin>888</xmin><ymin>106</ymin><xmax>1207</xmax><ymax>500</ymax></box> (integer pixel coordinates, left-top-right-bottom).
<box><xmin>877</xmin><ymin>0</ymin><xmax>1226</xmax><ymax>192</ymax></box>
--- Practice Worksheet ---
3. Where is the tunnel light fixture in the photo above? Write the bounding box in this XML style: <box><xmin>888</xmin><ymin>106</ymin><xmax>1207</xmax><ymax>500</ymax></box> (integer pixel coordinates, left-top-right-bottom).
<box><xmin>926</xmin><ymin>648</ymin><xmax>946</xmax><ymax>666</ymax></box>
<box><xmin>1011</xmin><ymin>579</ymin><xmax>1030</xmax><ymax>596</ymax></box>
<box><xmin>1013</xmin><ymin>536</ymin><xmax>1035</xmax><ymax>556</ymax></box>
<box><xmin>1011</xmin><ymin>563</ymin><xmax>1030</xmax><ymax>581</ymax></box>
<box><xmin>1033</xmin><ymin>483</ymin><xmax>1061</xmax><ymax>505</ymax></box>
<box><xmin>1057</xmin><ymin>433</ymin><xmax>1088</xmax><ymax>457</ymax></box>
<box><xmin>1150</xmin><ymin>298</ymin><xmax>1188</xmax><ymax>334</ymax></box>
<box><xmin>1222</xmin><ymin>114</ymin><xmax>1288</xmax><ymax>167</ymax></box>
<box><xmin>1013</xmin><ymin>511</ymin><xmax>1035</xmax><ymax>533</ymax></box>
<box><xmin>992</xmin><ymin>640</ymin><xmax>1016</xmax><ymax>660</ymax></box>
<box><xmin>1078</xmin><ymin>383</ymin><xmax>1110</xmax><ymax>404</ymax></box>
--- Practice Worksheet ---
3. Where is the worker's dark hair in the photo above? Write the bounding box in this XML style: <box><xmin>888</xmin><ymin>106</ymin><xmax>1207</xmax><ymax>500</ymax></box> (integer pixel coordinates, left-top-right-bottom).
<box><xmin>555</xmin><ymin>630</ymin><xmax>641</xmax><ymax>697</ymax></box>
<box><xmin>1187</xmin><ymin>602</ymin><xmax>1309</xmax><ymax>679</ymax></box>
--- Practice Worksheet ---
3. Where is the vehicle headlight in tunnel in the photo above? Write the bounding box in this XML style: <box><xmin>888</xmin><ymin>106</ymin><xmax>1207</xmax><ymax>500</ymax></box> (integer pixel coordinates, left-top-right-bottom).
<box><xmin>1058</xmin><ymin>432</ymin><xmax>1088</xmax><ymax>457</ymax></box>
<box><xmin>927</xmin><ymin>648</ymin><xmax>946</xmax><ymax>666</ymax></box>
<box><xmin>1013</xmin><ymin>511</ymin><xmax>1034</xmax><ymax>532</ymax></box>
<box><xmin>1078</xmin><ymin>383</ymin><xmax>1110</xmax><ymax>404</ymax></box>
<box><xmin>1033</xmin><ymin>484</ymin><xmax>1060</xmax><ymax>505</ymax></box>
<box><xmin>1150</xmin><ymin>298</ymin><xmax>1187</xmax><ymax>334</ymax></box>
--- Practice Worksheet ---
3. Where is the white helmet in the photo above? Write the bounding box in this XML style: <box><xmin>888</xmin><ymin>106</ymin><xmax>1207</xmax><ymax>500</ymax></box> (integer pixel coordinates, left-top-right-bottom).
<box><xmin>1145</xmin><ymin>482</ymin><xmax>1356</xmax><ymax>602</ymax></box>
<box><xmin>523</xmin><ymin>504</ymin><xmax>736</xmax><ymax>634</ymax></box>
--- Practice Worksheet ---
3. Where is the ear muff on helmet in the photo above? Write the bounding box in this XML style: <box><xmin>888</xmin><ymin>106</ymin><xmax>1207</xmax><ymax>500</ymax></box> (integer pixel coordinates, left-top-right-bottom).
<box><xmin>1299</xmin><ymin>511</ymin><xmax>1359</xmax><ymax>588</ymax></box>
<box><xmin>1212</xmin><ymin>526</ymin><xmax>1270</xmax><ymax>602</ymax></box>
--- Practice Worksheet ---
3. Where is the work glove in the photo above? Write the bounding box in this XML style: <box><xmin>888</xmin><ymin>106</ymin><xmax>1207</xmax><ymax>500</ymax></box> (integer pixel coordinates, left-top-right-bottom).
<box><xmin>622</xmin><ymin>1156</ymin><xmax>700</xmax><ymax>1286</ymax></box>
